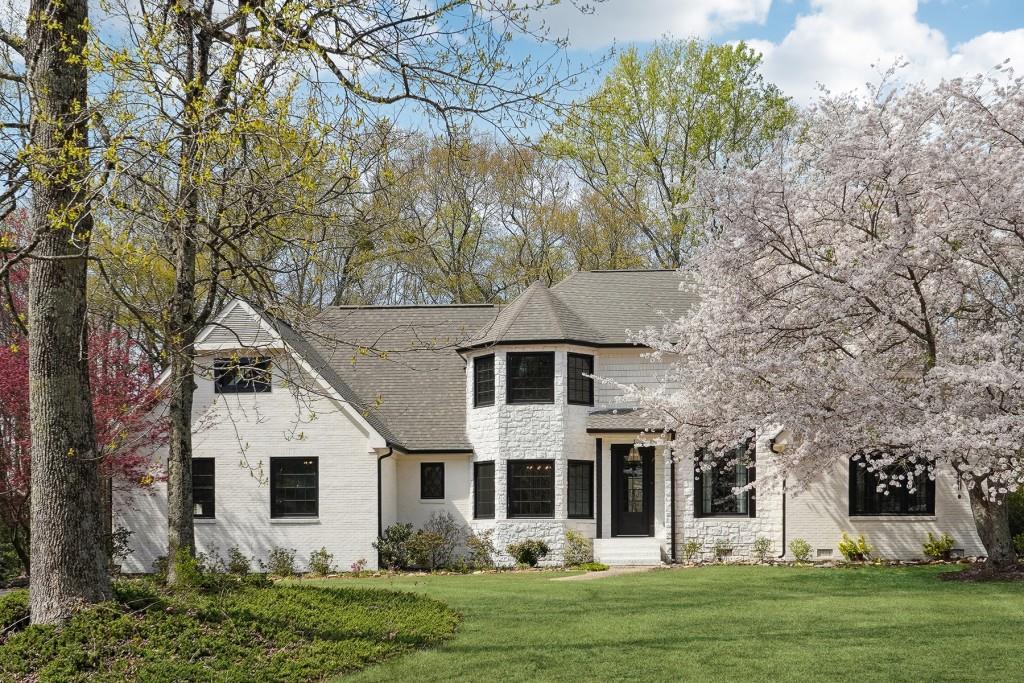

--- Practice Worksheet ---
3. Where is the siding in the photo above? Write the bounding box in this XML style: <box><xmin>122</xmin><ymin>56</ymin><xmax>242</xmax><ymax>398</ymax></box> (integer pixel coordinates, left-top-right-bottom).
<box><xmin>785</xmin><ymin>460</ymin><xmax>984</xmax><ymax>560</ymax></box>
<box><xmin>201</xmin><ymin>302</ymin><xmax>278</xmax><ymax>348</ymax></box>
<box><xmin>115</xmin><ymin>350</ymin><xmax>383</xmax><ymax>573</ymax></box>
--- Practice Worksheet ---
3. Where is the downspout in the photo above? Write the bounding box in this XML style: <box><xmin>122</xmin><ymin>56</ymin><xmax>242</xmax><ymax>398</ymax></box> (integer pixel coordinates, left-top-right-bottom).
<box><xmin>668</xmin><ymin>430</ymin><xmax>677</xmax><ymax>563</ymax></box>
<box><xmin>769</xmin><ymin>434</ymin><xmax>787</xmax><ymax>559</ymax></box>
<box><xmin>670</xmin><ymin>456</ymin><xmax>677</xmax><ymax>563</ymax></box>
<box><xmin>377</xmin><ymin>446</ymin><xmax>394</xmax><ymax>567</ymax></box>
<box><xmin>778</xmin><ymin>480</ymin><xmax>787</xmax><ymax>559</ymax></box>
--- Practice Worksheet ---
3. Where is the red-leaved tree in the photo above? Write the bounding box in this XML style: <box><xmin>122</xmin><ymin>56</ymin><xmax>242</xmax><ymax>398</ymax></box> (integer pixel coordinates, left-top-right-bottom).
<box><xmin>0</xmin><ymin>211</ymin><xmax>165</xmax><ymax>575</ymax></box>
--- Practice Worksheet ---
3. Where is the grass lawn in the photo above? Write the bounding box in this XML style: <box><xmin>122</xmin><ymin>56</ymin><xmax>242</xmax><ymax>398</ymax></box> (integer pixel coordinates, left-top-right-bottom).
<box><xmin>307</xmin><ymin>565</ymin><xmax>1024</xmax><ymax>682</ymax></box>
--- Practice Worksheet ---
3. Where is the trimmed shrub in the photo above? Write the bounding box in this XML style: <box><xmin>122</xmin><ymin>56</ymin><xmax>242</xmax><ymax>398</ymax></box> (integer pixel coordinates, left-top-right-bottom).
<box><xmin>226</xmin><ymin>547</ymin><xmax>251</xmax><ymax>576</ymax></box>
<box><xmin>308</xmin><ymin>547</ymin><xmax>335</xmax><ymax>576</ymax></box>
<box><xmin>407</xmin><ymin>531</ymin><xmax>446</xmax><ymax>570</ymax></box>
<box><xmin>466</xmin><ymin>529</ymin><xmax>496</xmax><ymax>569</ymax></box>
<box><xmin>374</xmin><ymin>522</ymin><xmax>414</xmax><ymax>570</ymax></box>
<box><xmin>838</xmin><ymin>533</ymin><xmax>872</xmax><ymax>562</ymax></box>
<box><xmin>564</xmin><ymin>529</ymin><xmax>593</xmax><ymax>566</ymax></box>
<box><xmin>507</xmin><ymin>539</ymin><xmax>550</xmax><ymax>567</ymax></box>
<box><xmin>923</xmin><ymin>532</ymin><xmax>956</xmax><ymax>559</ymax></box>
<box><xmin>789</xmin><ymin>538</ymin><xmax>812</xmax><ymax>563</ymax></box>
<box><xmin>421</xmin><ymin>511</ymin><xmax>465</xmax><ymax>569</ymax></box>
<box><xmin>266</xmin><ymin>547</ymin><xmax>297</xmax><ymax>577</ymax></box>
<box><xmin>681</xmin><ymin>539</ymin><xmax>702</xmax><ymax>564</ymax></box>
<box><xmin>1013</xmin><ymin>531</ymin><xmax>1024</xmax><ymax>556</ymax></box>
<box><xmin>575</xmin><ymin>562</ymin><xmax>609</xmax><ymax>572</ymax></box>
<box><xmin>752</xmin><ymin>537</ymin><xmax>773</xmax><ymax>563</ymax></box>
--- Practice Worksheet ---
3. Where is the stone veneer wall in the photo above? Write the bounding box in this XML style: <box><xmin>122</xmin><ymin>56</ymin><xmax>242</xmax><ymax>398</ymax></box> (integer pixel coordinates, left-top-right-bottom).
<box><xmin>465</xmin><ymin>345</ymin><xmax>596</xmax><ymax>566</ymax></box>
<box><xmin>672</xmin><ymin>434</ymin><xmax>784</xmax><ymax>562</ymax></box>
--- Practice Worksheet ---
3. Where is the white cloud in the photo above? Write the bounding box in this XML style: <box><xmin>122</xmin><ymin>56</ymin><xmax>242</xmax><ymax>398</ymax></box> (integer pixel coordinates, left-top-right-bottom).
<box><xmin>748</xmin><ymin>0</ymin><xmax>1024</xmax><ymax>103</ymax></box>
<box><xmin>534</xmin><ymin>0</ymin><xmax>772</xmax><ymax>49</ymax></box>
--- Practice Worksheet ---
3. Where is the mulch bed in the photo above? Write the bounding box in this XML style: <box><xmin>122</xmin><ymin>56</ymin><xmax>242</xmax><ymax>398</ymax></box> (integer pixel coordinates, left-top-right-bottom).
<box><xmin>938</xmin><ymin>564</ymin><xmax>1024</xmax><ymax>582</ymax></box>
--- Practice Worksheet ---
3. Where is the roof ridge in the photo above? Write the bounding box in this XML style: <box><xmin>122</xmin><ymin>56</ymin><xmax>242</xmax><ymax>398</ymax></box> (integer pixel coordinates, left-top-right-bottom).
<box><xmin>327</xmin><ymin>303</ymin><xmax>496</xmax><ymax>309</ymax></box>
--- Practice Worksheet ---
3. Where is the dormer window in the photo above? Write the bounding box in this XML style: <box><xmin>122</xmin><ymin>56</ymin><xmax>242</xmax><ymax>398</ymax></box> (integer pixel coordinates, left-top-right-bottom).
<box><xmin>506</xmin><ymin>352</ymin><xmax>554</xmax><ymax>404</ymax></box>
<box><xmin>214</xmin><ymin>356</ymin><xmax>272</xmax><ymax>393</ymax></box>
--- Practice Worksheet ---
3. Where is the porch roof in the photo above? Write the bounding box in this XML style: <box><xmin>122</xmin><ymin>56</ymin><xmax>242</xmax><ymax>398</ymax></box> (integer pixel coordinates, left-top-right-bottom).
<box><xmin>586</xmin><ymin>408</ymin><xmax>660</xmax><ymax>433</ymax></box>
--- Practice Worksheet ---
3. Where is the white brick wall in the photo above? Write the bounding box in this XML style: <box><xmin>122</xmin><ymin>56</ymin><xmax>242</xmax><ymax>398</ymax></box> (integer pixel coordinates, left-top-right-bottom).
<box><xmin>673</xmin><ymin>435</ymin><xmax>784</xmax><ymax>562</ymax></box>
<box><xmin>785</xmin><ymin>460</ymin><xmax>984</xmax><ymax>560</ymax></box>
<box><xmin>394</xmin><ymin>454</ymin><xmax>473</xmax><ymax>529</ymax></box>
<box><xmin>115</xmin><ymin>351</ymin><xmax>385</xmax><ymax>573</ymax></box>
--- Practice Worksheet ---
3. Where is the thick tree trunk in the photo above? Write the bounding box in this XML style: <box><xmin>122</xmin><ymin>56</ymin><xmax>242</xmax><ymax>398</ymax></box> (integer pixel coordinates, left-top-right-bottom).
<box><xmin>165</xmin><ymin>341</ymin><xmax>197</xmax><ymax>584</ymax></box>
<box><xmin>25</xmin><ymin>0</ymin><xmax>112</xmax><ymax>623</ymax></box>
<box><xmin>968</xmin><ymin>484</ymin><xmax>1017</xmax><ymax>571</ymax></box>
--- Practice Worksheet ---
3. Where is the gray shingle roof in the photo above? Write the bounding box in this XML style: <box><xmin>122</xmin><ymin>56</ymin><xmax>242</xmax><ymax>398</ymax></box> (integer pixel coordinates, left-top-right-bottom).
<box><xmin>298</xmin><ymin>305</ymin><xmax>497</xmax><ymax>452</ymax></box>
<box><xmin>463</xmin><ymin>270</ymin><xmax>695</xmax><ymax>349</ymax></box>
<box><xmin>586</xmin><ymin>408</ymin><xmax>659</xmax><ymax>433</ymax></box>
<box><xmin>551</xmin><ymin>270</ymin><xmax>697</xmax><ymax>345</ymax></box>
<box><xmin>468</xmin><ymin>280</ymin><xmax>606</xmax><ymax>346</ymax></box>
<box><xmin>269</xmin><ymin>270</ymin><xmax>695</xmax><ymax>451</ymax></box>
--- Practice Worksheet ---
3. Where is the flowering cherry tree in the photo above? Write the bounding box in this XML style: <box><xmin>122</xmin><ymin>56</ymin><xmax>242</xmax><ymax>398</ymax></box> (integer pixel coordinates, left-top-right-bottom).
<box><xmin>0</xmin><ymin>213</ymin><xmax>165</xmax><ymax>574</ymax></box>
<box><xmin>625</xmin><ymin>73</ymin><xmax>1024</xmax><ymax>570</ymax></box>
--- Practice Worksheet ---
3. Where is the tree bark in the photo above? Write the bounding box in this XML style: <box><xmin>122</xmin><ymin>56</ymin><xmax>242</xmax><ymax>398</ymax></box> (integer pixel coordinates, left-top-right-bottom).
<box><xmin>164</xmin><ymin>7</ymin><xmax>202</xmax><ymax>583</ymax></box>
<box><xmin>968</xmin><ymin>484</ymin><xmax>1017</xmax><ymax>571</ymax></box>
<box><xmin>165</xmin><ymin>336</ymin><xmax>197</xmax><ymax>584</ymax></box>
<box><xmin>25</xmin><ymin>0</ymin><xmax>112</xmax><ymax>623</ymax></box>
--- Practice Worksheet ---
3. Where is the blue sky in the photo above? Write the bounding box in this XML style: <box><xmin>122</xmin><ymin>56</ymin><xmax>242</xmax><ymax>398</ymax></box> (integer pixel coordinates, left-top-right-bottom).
<box><xmin>531</xmin><ymin>0</ymin><xmax>1024</xmax><ymax>103</ymax></box>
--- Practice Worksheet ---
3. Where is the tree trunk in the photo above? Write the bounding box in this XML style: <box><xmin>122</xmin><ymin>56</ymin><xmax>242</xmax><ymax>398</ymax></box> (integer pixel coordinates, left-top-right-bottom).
<box><xmin>165</xmin><ymin>339</ymin><xmax>197</xmax><ymax>584</ymax></box>
<box><xmin>25</xmin><ymin>0</ymin><xmax>112</xmax><ymax>623</ymax></box>
<box><xmin>968</xmin><ymin>484</ymin><xmax>1017</xmax><ymax>571</ymax></box>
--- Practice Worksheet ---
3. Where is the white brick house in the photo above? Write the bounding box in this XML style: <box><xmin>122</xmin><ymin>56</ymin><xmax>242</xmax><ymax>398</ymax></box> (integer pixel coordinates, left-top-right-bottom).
<box><xmin>116</xmin><ymin>270</ymin><xmax>985</xmax><ymax>572</ymax></box>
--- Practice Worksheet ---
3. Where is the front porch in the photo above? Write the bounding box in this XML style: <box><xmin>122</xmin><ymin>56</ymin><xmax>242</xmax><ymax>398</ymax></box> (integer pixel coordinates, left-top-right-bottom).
<box><xmin>589</xmin><ymin>408</ymin><xmax>677</xmax><ymax>565</ymax></box>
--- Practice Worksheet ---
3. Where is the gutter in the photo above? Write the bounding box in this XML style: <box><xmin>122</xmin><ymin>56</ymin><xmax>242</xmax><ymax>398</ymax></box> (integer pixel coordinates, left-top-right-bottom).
<box><xmin>376</xmin><ymin>447</ymin><xmax>394</xmax><ymax>567</ymax></box>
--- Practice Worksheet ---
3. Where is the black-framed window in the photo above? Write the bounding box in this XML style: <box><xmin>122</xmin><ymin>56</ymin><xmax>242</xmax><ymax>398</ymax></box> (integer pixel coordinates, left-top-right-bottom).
<box><xmin>270</xmin><ymin>457</ymin><xmax>318</xmax><ymax>518</ymax></box>
<box><xmin>694</xmin><ymin>444</ymin><xmax>756</xmax><ymax>518</ymax></box>
<box><xmin>193</xmin><ymin>458</ymin><xmax>215</xmax><ymax>519</ymax></box>
<box><xmin>214</xmin><ymin>356</ymin><xmax>272</xmax><ymax>393</ymax></box>
<box><xmin>506</xmin><ymin>352</ymin><xmax>555</xmax><ymax>404</ymax></box>
<box><xmin>849</xmin><ymin>458</ymin><xmax>935</xmax><ymax>516</ymax></box>
<box><xmin>420</xmin><ymin>462</ymin><xmax>445</xmax><ymax>500</ymax></box>
<box><xmin>508</xmin><ymin>460</ymin><xmax>555</xmax><ymax>518</ymax></box>
<box><xmin>567</xmin><ymin>460</ymin><xmax>594</xmax><ymax>518</ymax></box>
<box><xmin>567</xmin><ymin>353</ymin><xmax>594</xmax><ymax>406</ymax></box>
<box><xmin>474</xmin><ymin>461</ymin><xmax>495</xmax><ymax>519</ymax></box>
<box><xmin>473</xmin><ymin>354</ymin><xmax>495</xmax><ymax>407</ymax></box>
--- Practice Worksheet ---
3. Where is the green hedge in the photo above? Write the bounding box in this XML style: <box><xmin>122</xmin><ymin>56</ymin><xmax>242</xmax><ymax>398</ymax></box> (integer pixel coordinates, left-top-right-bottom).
<box><xmin>0</xmin><ymin>580</ymin><xmax>458</xmax><ymax>682</ymax></box>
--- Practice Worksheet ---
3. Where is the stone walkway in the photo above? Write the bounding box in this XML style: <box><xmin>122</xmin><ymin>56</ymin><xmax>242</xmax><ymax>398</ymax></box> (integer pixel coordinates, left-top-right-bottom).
<box><xmin>551</xmin><ymin>565</ymin><xmax>661</xmax><ymax>581</ymax></box>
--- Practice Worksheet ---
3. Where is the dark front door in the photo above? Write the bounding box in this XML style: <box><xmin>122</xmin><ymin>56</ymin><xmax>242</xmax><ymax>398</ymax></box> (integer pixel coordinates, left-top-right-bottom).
<box><xmin>611</xmin><ymin>445</ymin><xmax>654</xmax><ymax>536</ymax></box>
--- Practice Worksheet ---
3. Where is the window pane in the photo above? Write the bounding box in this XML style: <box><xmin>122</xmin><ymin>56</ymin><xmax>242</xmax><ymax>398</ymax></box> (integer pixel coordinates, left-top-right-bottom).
<box><xmin>849</xmin><ymin>458</ymin><xmax>935</xmax><ymax>516</ymax></box>
<box><xmin>567</xmin><ymin>354</ymin><xmax>594</xmax><ymax>405</ymax></box>
<box><xmin>421</xmin><ymin>462</ymin><xmax>445</xmax><ymax>499</ymax></box>
<box><xmin>506</xmin><ymin>353</ymin><xmax>554</xmax><ymax>404</ymax></box>
<box><xmin>193</xmin><ymin>458</ymin><xmax>215</xmax><ymax>519</ymax></box>
<box><xmin>568</xmin><ymin>460</ymin><xmax>593</xmax><ymax>518</ymax></box>
<box><xmin>696</xmin><ymin>443</ymin><xmax>754</xmax><ymax>517</ymax></box>
<box><xmin>508</xmin><ymin>460</ymin><xmax>554</xmax><ymax>517</ymax></box>
<box><xmin>474</xmin><ymin>462</ymin><xmax>495</xmax><ymax>519</ymax></box>
<box><xmin>474</xmin><ymin>355</ymin><xmax>495</xmax><ymax>407</ymax></box>
<box><xmin>214</xmin><ymin>357</ymin><xmax>272</xmax><ymax>393</ymax></box>
<box><xmin>271</xmin><ymin>457</ymin><xmax>318</xmax><ymax>518</ymax></box>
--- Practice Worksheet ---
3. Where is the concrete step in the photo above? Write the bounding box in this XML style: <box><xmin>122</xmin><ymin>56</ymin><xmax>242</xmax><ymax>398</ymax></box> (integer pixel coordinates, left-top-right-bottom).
<box><xmin>593</xmin><ymin>538</ymin><xmax>664</xmax><ymax>566</ymax></box>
